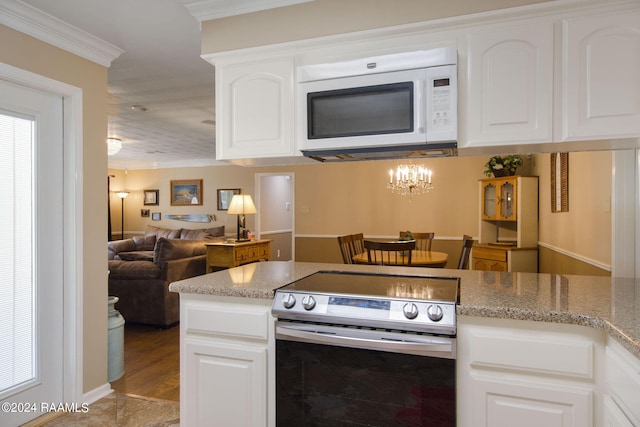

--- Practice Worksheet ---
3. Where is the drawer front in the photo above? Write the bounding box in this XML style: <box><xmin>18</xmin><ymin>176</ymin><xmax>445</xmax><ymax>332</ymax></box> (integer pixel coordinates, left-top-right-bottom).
<box><xmin>235</xmin><ymin>247</ymin><xmax>250</xmax><ymax>263</ymax></box>
<box><xmin>184</xmin><ymin>298</ymin><xmax>270</xmax><ymax>340</ymax></box>
<box><xmin>473</xmin><ymin>247</ymin><xmax>507</xmax><ymax>262</ymax></box>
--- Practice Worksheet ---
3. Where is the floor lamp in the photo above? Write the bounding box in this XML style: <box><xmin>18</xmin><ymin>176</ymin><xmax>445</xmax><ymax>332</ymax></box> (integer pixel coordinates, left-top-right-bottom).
<box><xmin>227</xmin><ymin>194</ymin><xmax>257</xmax><ymax>242</ymax></box>
<box><xmin>117</xmin><ymin>191</ymin><xmax>129</xmax><ymax>240</ymax></box>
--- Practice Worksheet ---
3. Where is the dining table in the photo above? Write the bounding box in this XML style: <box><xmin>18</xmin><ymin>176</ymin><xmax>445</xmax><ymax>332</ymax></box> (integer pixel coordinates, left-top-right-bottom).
<box><xmin>352</xmin><ymin>240</ymin><xmax>448</xmax><ymax>268</ymax></box>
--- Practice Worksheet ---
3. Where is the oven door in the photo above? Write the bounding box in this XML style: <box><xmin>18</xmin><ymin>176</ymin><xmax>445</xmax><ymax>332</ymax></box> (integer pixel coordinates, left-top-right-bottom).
<box><xmin>275</xmin><ymin>321</ymin><xmax>456</xmax><ymax>427</ymax></box>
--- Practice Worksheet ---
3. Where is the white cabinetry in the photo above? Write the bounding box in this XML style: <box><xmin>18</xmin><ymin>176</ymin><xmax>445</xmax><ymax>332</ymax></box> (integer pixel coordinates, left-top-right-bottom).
<box><xmin>604</xmin><ymin>337</ymin><xmax>640</xmax><ymax>426</ymax></box>
<box><xmin>458</xmin><ymin>316</ymin><xmax>604</xmax><ymax>427</ymax></box>
<box><xmin>465</xmin><ymin>20</ymin><xmax>553</xmax><ymax>147</ymax></box>
<box><xmin>561</xmin><ymin>8</ymin><xmax>640</xmax><ymax>141</ymax></box>
<box><xmin>180</xmin><ymin>294</ymin><xmax>274</xmax><ymax>427</ymax></box>
<box><xmin>215</xmin><ymin>57</ymin><xmax>296</xmax><ymax>163</ymax></box>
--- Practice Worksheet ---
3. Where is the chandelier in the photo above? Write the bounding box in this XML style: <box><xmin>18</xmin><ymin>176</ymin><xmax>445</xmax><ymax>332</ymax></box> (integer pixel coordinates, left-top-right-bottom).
<box><xmin>107</xmin><ymin>137</ymin><xmax>122</xmax><ymax>156</ymax></box>
<box><xmin>387</xmin><ymin>163</ymin><xmax>433</xmax><ymax>196</ymax></box>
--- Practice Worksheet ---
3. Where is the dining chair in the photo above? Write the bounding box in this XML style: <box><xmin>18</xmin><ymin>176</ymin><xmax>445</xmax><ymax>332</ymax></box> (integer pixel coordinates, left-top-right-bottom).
<box><xmin>457</xmin><ymin>235</ymin><xmax>474</xmax><ymax>269</ymax></box>
<box><xmin>351</xmin><ymin>233</ymin><xmax>366</xmax><ymax>256</ymax></box>
<box><xmin>400</xmin><ymin>232</ymin><xmax>435</xmax><ymax>252</ymax></box>
<box><xmin>337</xmin><ymin>234</ymin><xmax>355</xmax><ymax>264</ymax></box>
<box><xmin>364</xmin><ymin>240</ymin><xmax>416</xmax><ymax>266</ymax></box>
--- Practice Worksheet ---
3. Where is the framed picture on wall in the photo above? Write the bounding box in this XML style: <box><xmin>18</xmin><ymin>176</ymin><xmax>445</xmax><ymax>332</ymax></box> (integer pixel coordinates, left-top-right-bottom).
<box><xmin>143</xmin><ymin>189</ymin><xmax>159</xmax><ymax>206</ymax></box>
<box><xmin>170</xmin><ymin>179</ymin><xmax>203</xmax><ymax>206</ymax></box>
<box><xmin>141</xmin><ymin>209</ymin><xmax>150</xmax><ymax>217</ymax></box>
<box><xmin>217</xmin><ymin>188</ymin><xmax>240</xmax><ymax>210</ymax></box>
<box><xmin>151</xmin><ymin>212</ymin><xmax>161</xmax><ymax>221</ymax></box>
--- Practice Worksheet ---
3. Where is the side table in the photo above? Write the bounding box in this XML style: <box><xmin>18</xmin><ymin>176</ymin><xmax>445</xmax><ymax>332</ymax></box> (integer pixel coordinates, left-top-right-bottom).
<box><xmin>205</xmin><ymin>239</ymin><xmax>271</xmax><ymax>272</ymax></box>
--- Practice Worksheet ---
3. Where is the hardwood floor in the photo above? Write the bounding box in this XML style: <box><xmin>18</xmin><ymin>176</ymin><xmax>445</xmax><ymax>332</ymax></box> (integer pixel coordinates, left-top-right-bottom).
<box><xmin>110</xmin><ymin>324</ymin><xmax>180</xmax><ymax>402</ymax></box>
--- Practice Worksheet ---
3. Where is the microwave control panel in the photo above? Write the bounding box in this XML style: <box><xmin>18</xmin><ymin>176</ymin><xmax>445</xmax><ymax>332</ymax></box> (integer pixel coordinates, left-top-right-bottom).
<box><xmin>426</xmin><ymin>64</ymin><xmax>457</xmax><ymax>142</ymax></box>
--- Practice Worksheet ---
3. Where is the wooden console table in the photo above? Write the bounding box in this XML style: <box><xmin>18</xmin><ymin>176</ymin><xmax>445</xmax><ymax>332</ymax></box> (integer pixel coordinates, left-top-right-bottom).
<box><xmin>205</xmin><ymin>240</ymin><xmax>271</xmax><ymax>272</ymax></box>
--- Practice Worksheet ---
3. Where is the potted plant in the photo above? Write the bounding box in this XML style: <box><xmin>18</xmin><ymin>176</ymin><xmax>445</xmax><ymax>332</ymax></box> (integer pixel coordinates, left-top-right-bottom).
<box><xmin>484</xmin><ymin>155</ymin><xmax>523</xmax><ymax>177</ymax></box>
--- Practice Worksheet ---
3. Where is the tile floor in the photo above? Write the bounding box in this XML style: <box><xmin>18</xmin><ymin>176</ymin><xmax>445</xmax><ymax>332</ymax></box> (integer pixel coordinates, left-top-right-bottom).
<box><xmin>29</xmin><ymin>394</ymin><xmax>179</xmax><ymax>427</ymax></box>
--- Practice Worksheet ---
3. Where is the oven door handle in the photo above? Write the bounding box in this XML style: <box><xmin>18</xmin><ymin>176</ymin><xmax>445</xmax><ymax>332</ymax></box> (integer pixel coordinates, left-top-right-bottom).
<box><xmin>276</xmin><ymin>323</ymin><xmax>455</xmax><ymax>359</ymax></box>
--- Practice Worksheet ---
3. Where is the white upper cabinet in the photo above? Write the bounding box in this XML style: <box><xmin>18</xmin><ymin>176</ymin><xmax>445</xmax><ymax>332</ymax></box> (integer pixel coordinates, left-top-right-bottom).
<box><xmin>561</xmin><ymin>8</ymin><xmax>640</xmax><ymax>141</ymax></box>
<box><xmin>465</xmin><ymin>21</ymin><xmax>554</xmax><ymax>147</ymax></box>
<box><xmin>215</xmin><ymin>58</ymin><xmax>296</xmax><ymax>161</ymax></box>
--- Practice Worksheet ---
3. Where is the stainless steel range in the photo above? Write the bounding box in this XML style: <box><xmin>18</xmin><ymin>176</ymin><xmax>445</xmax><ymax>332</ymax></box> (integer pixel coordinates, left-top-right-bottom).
<box><xmin>272</xmin><ymin>271</ymin><xmax>459</xmax><ymax>426</ymax></box>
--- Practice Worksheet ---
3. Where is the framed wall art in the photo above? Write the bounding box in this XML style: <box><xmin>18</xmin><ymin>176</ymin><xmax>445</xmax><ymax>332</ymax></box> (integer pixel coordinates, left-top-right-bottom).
<box><xmin>141</xmin><ymin>209</ymin><xmax>150</xmax><ymax>217</ymax></box>
<box><xmin>151</xmin><ymin>212</ymin><xmax>161</xmax><ymax>221</ymax></box>
<box><xmin>143</xmin><ymin>189</ymin><xmax>159</xmax><ymax>206</ymax></box>
<box><xmin>170</xmin><ymin>179</ymin><xmax>203</xmax><ymax>206</ymax></box>
<box><xmin>217</xmin><ymin>188</ymin><xmax>240</xmax><ymax>210</ymax></box>
<box><xmin>551</xmin><ymin>153</ymin><xmax>569</xmax><ymax>213</ymax></box>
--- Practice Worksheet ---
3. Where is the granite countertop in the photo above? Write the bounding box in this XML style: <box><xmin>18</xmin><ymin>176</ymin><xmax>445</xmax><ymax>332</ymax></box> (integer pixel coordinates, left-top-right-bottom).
<box><xmin>169</xmin><ymin>261</ymin><xmax>640</xmax><ymax>358</ymax></box>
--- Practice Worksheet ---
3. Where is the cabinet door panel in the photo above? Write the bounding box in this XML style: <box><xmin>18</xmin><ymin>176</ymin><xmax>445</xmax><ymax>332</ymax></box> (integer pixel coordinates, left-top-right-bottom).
<box><xmin>184</xmin><ymin>341</ymin><xmax>267</xmax><ymax>427</ymax></box>
<box><xmin>466</xmin><ymin>21</ymin><xmax>553</xmax><ymax>146</ymax></box>
<box><xmin>471</xmin><ymin>376</ymin><xmax>592</xmax><ymax>427</ymax></box>
<box><xmin>217</xmin><ymin>59</ymin><xmax>294</xmax><ymax>159</ymax></box>
<box><xmin>563</xmin><ymin>10</ymin><xmax>640</xmax><ymax>140</ymax></box>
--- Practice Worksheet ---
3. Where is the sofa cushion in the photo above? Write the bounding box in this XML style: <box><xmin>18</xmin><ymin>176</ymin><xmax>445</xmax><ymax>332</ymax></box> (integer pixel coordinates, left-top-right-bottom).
<box><xmin>108</xmin><ymin>260</ymin><xmax>161</xmax><ymax>279</ymax></box>
<box><xmin>145</xmin><ymin>225</ymin><xmax>182</xmax><ymax>239</ymax></box>
<box><xmin>108</xmin><ymin>238</ymin><xmax>136</xmax><ymax>254</ymax></box>
<box><xmin>116</xmin><ymin>251</ymin><xmax>155</xmax><ymax>261</ymax></box>
<box><xmin>133</xmin><ymin>234</ymin><xmax>156</xmax><ymax>250</ymax></box>
<box><xmin>153</xmin><ymin>237</ymin><xmax>207</xmax><ymax>265</ymax></box>
<box><xmin>180</xmin><ymin>225</ymin><xmax>225</xmax><ymax>240</ymax></box>
<box><xmin>180</xmin><ymin>229</ymin><xmax>210</xmax><ymax>240</ymax></box>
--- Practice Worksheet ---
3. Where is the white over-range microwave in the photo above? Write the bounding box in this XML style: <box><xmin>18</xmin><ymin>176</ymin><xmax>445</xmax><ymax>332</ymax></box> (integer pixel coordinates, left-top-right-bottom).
<box><xmin>297</xmin><ymin>47</ymin><xmax>458</xmax><ymax>161</ymax></box>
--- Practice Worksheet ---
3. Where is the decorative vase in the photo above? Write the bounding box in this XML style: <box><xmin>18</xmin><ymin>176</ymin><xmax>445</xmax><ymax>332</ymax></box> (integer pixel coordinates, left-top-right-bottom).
<box><xmin>108</xmin><ymin>296</ymin><xmax>125</xmax><ymax>382</ymax></box>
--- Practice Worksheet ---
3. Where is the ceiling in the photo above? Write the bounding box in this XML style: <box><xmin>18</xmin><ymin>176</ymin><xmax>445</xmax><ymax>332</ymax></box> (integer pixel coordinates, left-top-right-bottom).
<box><xmin>18</xmin><ymin>0</ymin><xmax>245</xmax><ymax>170</ymax></box>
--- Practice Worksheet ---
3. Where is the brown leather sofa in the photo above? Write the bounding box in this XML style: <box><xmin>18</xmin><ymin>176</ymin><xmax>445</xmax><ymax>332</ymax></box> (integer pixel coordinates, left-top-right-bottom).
<box><xmin>107</xmin><ymin>226</ymin><xmax>225</xmax><ymax>327</ymax></box>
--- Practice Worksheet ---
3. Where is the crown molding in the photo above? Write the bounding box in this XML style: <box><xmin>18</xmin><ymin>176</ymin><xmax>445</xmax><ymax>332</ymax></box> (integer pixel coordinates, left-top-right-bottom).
<box><xmin>181</xmin><ymin>0</ymin><xmax>314</xmax><ymax>22</ymax></box>
<box><xmin>0</xmin><ymin>0</ymin><xmax>123</xmax><ymax>67</ymax></box>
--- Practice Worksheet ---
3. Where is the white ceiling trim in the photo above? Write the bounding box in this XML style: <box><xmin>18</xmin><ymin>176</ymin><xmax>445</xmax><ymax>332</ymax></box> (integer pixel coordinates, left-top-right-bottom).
<box><xmin>181</xmin><ymin>0</ymin><xmax>314</xmax><ymax>22</ymax></box>
<box><xmin>0</xmin><ymin>0</ymin><xmax>123</xmax><ymax>67</ymax></box>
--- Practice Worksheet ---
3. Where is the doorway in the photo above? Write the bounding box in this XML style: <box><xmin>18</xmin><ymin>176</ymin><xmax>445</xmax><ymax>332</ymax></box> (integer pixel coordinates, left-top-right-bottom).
<box><xmin>255</xmin><ymin>173</ymin><xmax>295</xmax><ymax>261</ymax></box>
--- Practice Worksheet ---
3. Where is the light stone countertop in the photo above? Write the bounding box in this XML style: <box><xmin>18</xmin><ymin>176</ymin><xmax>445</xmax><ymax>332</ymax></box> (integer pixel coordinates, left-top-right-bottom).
<box><xmin>169</xmin><ymin>261</ymin><xmax>640</xmax><ymax>359</ymax></box>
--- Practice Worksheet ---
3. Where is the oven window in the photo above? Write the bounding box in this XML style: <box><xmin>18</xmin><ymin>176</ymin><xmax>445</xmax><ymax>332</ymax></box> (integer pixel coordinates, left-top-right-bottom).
<box><xmin>307</xmin><ymin>82</ymin><xmax>413</xmax><ymax>139</ymax></box>
<box><xmin>276</xmin><ymin>340</ymin><xmax>455</xmax><ymax>426</ymax></box>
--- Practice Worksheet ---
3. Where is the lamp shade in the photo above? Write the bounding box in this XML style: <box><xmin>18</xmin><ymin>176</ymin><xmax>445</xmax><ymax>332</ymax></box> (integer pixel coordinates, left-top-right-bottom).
<box><xmin>116</xmin><ymin>191</ymin><xmax>129</xmax><ymax>199</ymax></box>
<box><xmin>227</xmin><ymin>194</ymin><xmax>257</xmax><ymax>215</ymax></box>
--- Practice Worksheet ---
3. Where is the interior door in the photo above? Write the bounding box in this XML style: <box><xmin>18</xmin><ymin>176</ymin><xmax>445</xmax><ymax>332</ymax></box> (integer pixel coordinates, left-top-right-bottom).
<box><xmin>0</xmin><ymin>79</ymin><xmax>64</xmax><ymax>426</ymax></box>
<box><xmin>255</xmin><ymin>173</ymin><xmax>294</xmax><ymax>261</ymax></box>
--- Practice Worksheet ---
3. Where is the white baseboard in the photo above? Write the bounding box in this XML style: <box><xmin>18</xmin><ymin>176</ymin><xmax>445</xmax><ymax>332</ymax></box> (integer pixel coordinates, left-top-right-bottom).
<box><xmin>83</xmin><ymin>383</ymin><xmax>113</xmax><ymax>404</ymax></box>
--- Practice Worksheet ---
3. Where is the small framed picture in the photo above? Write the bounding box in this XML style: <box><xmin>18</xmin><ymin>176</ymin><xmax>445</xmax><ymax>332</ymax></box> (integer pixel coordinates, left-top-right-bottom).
<box><xmin>217</xmin><ymin>188</ymin><xmax>240</xmax><ymax>210</ymax></box>
<box><xmin>171</xmin><ymin>179</ymin><xmax>203</xmax><ymax>206</ymax></box>
<box><xmin>151</xmin><ymin>212</ymin><xmax>161</xmax><ymax>221</ymax></box>
<box><xmin>141</xmin><ymin>209</ymin><xmax>150</xmax><ymax>217</ymax></box>
<box><xmin>143</xmin><ymin>189</ymin><xmax>159</xmax><ymax>206</ymax></box>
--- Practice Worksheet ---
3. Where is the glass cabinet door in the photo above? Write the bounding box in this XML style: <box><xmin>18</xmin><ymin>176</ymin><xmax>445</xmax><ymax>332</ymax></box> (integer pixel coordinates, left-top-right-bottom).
<box><xmin>482</xmin><ymin>182</ymin><xmax>497</xmax><ymax>219</ymax></box>
<box><xmin>499</xmin><ymin>179</ymin><xmax>516</xmax><ymax>220</ymax></box>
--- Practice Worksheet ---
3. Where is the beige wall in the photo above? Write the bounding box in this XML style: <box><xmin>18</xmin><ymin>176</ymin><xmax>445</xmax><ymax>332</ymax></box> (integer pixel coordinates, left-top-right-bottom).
<box><xmin>533</xmin><ymin>151</ymin><xmax>612</xmax><ymax>271</ymax></box>
<box><xmin>201</xmin><ymin>0</ymin><xmax>549</xmax><ymax>53</ymax></box>
<box><xmin>0</xmin><ymin>25</ymin><xmax>109</xmax><ymax>392</ymax></box>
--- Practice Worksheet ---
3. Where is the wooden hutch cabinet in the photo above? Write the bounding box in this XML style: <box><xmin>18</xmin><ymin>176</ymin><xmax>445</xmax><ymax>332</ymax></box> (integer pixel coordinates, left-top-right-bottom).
<box><xmin>473</xmin><ymin>176</ymin><xmax>539</xmax><ymax>272</ymax></box>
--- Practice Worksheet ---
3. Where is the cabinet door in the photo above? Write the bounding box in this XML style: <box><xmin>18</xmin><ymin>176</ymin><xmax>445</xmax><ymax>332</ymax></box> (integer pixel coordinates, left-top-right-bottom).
<box><xmin>183</xmin><ymin>340</ymin><xmax>268</xmax><ymax>427</ymax></box>
<box><xmin>465</xmin><ymin>20</ymin><xmax>553</xmax><ymax>147</ymax></box>
<box><xmin>217</xmin><ymin>58</ymin><xmax>294</xmax><ymax>159</ymax></box>
<box><xmin>470</xmin><ymin>376</ymin><xmax>592</xmax><ymax>427</ymax></box>
<box><xmin>481</xmin><ymin>178</ymin><xmax>518</xmax><ymax>221</ymax></box>
<box><xmin>562</xmin><ymin>8</ymin><xmax>640</xmax><ymax>140</ymax></box>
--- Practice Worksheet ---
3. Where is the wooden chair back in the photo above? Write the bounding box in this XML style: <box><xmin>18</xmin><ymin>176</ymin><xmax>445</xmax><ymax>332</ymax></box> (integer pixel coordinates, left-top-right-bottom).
<box><xmin>457</xmin><ymin>235</ymin><xmax>474</xmax><ymax>270</ymax></box>
<box><xmin>364</xmin><ymin>240</ymin><xmax>416</xmax><ymax>266</ymax></box>
<box><xmin>337</xmin><ymin>234</ymin><xmax>355</xmax><ymax>264</ymax></box>
<box><xmin>351</xmin><ymin>233</ymin><xmax>365</xmax><ymax>256</ymax></box>
<box><xmin>399</xmin><ymin>232</ymin><xmax>435</xmax><ymax>252</ymax></box>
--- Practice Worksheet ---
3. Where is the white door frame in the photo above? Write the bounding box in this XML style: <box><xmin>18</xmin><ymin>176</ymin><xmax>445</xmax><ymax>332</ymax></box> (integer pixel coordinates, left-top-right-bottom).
<box><xmin>0</xmin><ymin>62</ymin><xmax>83</xmax><ymax>403</ymax></box>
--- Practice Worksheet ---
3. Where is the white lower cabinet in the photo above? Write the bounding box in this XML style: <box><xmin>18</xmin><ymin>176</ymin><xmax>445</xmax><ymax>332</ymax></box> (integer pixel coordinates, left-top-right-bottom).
<box><xmin>604</xmin><ymin>337</ymin><xmax>640</xmax><ymax>426</ymax></box>
<box><xmin>458</xmin><ymin>316</ymin><xmax>605</xmax><ymax>427</ymax></box>
<box><xmin>180</xmin><ymin>294</ymin><xmax>275</xmax><ymax>427</ymax></box>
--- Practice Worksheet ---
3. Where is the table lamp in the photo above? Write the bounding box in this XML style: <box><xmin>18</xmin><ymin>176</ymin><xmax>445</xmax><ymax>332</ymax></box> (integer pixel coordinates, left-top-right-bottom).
<box><xmin>228</xmin><ymin>194</ymin><xmax>257</xmax><ymax>242</ymax></box>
